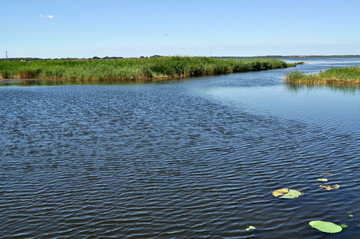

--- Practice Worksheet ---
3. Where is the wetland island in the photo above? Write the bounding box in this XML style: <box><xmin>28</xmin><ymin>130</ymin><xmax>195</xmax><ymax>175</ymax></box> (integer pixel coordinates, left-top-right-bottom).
<box><xmin>0</xmin><ymin>57</ymin><xmax>299</xmax><ymax>84</ymax></box>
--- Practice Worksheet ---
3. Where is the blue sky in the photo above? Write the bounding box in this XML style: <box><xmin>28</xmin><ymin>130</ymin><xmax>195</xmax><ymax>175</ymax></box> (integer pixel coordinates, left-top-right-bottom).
<box><xmin>1</xmin><ymin>0</ymin><xmax>360</xmax><ymax>58</ymax></box>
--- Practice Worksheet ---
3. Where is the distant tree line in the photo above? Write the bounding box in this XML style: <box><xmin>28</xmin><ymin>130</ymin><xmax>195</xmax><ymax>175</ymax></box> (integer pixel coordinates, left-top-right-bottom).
<box><xmin>1</xmin><ymin>55</ymin><xmax>359</xmax><ymax>62</ymax></box>
<box><xmin>0</xmin><ymin>55</ymin><xmax>165</xmax><ymax>62</ymax></box>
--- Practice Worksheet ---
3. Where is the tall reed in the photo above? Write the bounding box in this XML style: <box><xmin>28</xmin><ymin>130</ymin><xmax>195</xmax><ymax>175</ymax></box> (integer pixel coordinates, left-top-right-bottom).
<box><xmin>0</xmin><ymin>57</ymin><xmax>299</xmax><ymax>83</ymax></box>
<box><xmin>285</xmin><ymin>67</ymin><xmax>360</xmax><ymax>85</ymax></box>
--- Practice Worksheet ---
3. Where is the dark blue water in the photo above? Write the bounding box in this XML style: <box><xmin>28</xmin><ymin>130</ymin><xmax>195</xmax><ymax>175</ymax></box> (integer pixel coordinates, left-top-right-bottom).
<box><xmin>1</xmin><ymin>58</ymin><xmax>360</xmax><ymax>238</ymax></box>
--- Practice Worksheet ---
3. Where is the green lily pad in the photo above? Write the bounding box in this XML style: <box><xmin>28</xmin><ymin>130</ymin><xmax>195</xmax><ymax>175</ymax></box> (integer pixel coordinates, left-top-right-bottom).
<box><xmin>341</xmin><ymin>224</ymin><xmax>348</xmax><ymax>228</ymax></box>
<box><xmin>272</xmin><ymin>188</ymin><xmax>302</xmax><ymax>199</ymax></box>
<box><xmin>317</xmin><ymin>178</ymin><xmax>328</xmax><ymax>182</ymax></box>
<box><xmin>349</xmin><ymin>214</ymin><xmax>354</xmax><ymax>218</ymax></box>
<box><xmin>246</xmin><ymin>225</ymin><xmax>256</xmax><ymax>231</ymax></box>
<box><xmin>309</xmin><ymin>220</ymin><xmax>342</xmax><ymax>233</ymax></box>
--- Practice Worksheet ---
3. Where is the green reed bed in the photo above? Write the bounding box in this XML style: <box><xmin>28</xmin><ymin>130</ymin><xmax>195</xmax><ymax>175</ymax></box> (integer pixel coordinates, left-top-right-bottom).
<box><xmin>285</xmin><ymin>66</ymin><xmax>360</xmax><ymax>86</ymax></box>
<box><xmin>0</xmin><ymin>56</ymin><xmax>298</xmax><ymax>83</ymax></box>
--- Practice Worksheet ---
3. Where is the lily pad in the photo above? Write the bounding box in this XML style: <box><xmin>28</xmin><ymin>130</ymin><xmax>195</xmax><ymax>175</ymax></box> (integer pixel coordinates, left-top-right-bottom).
<box><xmin>309</xmin><ymin>220</ymin><xmax>342</xmax><ymax>233</ymax></box>
<box><xmin>272</xmin><ymin>188</ymin><xmax>302</xmax><ymax>199</ymax></box>
<box><xmin>341</xmin><ymin>224</ymin><xmax>348</xmax><ymax>228</ymax></box>
<box><xmin>317</xmin><ymin>178</ymin><xmax>328</xmax><ymax>182</ymax></box>
<box><xmin>246</xmin><ymin>226</ymin><xmax>256</xmax><ymax>231</ymax></box>
<box><xmin>319</xmin><ymin>184</ymin><xmax>340</xmax><ymax>190</ymax></box>
<box><xmin>349</xmin><ymin>214</ymin><xmax>354</xmax><ymax>218</ymax></box>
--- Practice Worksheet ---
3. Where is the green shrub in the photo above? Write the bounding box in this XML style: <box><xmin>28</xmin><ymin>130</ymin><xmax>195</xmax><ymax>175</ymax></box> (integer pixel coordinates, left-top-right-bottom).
<box><xmin>1</xmin><ymin>70</ymin><xmax>10</xmax><ymax>79</ymax></box>
<box><xmin>18</xmin><ymin>68</ymin><xmax>42</xmax><ymax>78</ymax></box>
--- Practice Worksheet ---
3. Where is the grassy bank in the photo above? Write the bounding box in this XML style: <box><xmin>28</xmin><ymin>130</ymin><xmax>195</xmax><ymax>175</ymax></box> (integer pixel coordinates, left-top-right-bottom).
<box><xmin>0</xmin><ymin>56</ymin><xmax>298</xmax><ymax>83</ymax></box>
<box><xmin>285</xmin><ymin>66</ymin><xmax>360</xmax><ymax>86</ymax></box>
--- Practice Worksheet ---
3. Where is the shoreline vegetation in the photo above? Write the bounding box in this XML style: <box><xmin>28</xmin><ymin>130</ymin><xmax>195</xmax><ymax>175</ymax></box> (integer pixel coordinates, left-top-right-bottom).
<box><xmin>0</xmin><ymin>56</ymin><xmax>300</xmax><ymax>84</ymax></box>
<box><xmin>285</xmin><ymin>66</ymin><xmax>360</xmax><ymax>86</ymax></box>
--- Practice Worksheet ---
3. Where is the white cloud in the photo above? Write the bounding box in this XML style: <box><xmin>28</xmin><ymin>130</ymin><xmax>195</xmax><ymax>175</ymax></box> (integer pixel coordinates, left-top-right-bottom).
<box><xmin>39</xmin><ymin>14</ymin><xmax>54</xmax><ymax>19</ymax></box>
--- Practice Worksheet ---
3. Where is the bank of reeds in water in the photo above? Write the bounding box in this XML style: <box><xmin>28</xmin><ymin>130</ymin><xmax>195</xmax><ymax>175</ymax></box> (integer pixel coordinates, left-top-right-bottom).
<box><xmin>285</xmin><ymin>66</ymin><xmax>360</xmax><ymax>86</ymax></box>
<box><xmin>0</xmin><ymin>56</ymin><xmax>299</xmax><ymax>83</ymax></box>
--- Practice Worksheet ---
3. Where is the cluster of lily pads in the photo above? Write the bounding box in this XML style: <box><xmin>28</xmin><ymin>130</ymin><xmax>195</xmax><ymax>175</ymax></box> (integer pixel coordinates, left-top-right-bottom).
<box><xmin>245</xmin><ymin>173</ymin><xmax>353</xmax><ymax>234</ymax></box>
<box><xmin>317</xmin><ymin>174</ymin><xmax>340</xmax><ymax>191</ymax></box>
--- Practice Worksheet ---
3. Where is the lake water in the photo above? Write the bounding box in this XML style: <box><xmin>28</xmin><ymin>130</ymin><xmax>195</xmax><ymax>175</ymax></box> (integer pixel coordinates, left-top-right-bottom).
<box><xmin>1</xmin><ymin>58</ymin><xmax>360</xmax><ymax>238</ymax></box>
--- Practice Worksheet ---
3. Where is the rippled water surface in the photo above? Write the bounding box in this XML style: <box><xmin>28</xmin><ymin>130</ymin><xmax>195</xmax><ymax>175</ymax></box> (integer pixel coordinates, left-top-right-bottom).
<box><xmin>1</xmin><ymin>58</ymin><xmax>360</xmax><ymax>238</ymax></box>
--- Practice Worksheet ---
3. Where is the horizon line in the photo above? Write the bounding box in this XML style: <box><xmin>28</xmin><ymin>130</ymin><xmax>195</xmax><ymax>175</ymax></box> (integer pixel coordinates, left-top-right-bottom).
<box><xmin>1</xmin><ymin>54</ymin><xmax>360</xmax><ymax>60</ymax></box>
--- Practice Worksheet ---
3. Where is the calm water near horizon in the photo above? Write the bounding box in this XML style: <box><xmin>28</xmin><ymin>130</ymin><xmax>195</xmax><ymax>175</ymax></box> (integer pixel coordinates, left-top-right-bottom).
<box><xmin>1</xmin><ymin>57</ymin><xmax>360</xmax><ymax>238</ymax></box>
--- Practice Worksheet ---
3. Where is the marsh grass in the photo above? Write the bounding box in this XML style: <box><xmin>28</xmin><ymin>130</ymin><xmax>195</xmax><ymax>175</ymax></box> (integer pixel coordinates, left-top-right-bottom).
<box><xmin>285</xmin><ymin>66</ymin><xmax>360</xmax><ymax>86</ymax></box>
<box><xmin>1</xmin><ymin>69</ymin><xmax>10</xmax><ymax>79</ymax></box>
<box><xmin>0</xmin><ymin>56</ymin><xmax>298</xmax><ymax>83</ymax></box>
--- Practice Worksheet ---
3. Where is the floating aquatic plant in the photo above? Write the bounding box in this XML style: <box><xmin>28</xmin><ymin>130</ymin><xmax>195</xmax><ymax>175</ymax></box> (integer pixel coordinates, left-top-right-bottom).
<box><xmin>319</xmin><ymin>184</ymin><xmax>340</xmax><ymax>190</ymax></box>
<box><xmin>309</xmin><ymin>220</ymin><xmax>342</xmax><ymax>233</ymax></box>
<box><xmin>272</xmin><ymin>188</ymin><xmax>302</xmax><ymax>199</ymax></box>
<box><xmin>246</xmin><ymin>226</ymin><xmax>256</xmax><ymax>231</ymax></box>
<box><xmin>317</xmin><ymin>178</ymin><xmax>328</xmax><ymax>182</ymax></box>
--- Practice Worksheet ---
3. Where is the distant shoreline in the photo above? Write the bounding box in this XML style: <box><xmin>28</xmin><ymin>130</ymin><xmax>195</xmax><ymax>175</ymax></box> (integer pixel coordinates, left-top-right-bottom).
<box><xmin>214</xmin><ymin>55</ymin><xmax>360</xmax><ymax>60</ymax></box>
<box><xmin>1</xmin><ymin>55</ymin><xmax>360</xmax><ymax>62</ymax></box>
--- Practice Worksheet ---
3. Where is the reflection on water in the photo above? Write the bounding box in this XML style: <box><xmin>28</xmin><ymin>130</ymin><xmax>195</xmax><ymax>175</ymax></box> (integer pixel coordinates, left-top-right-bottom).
<box><xmin>286</xmin><ymin>82</ymin><xmax>360</xmax><ymax>94</ymax></box>
<box><xmin>205</xmin><ymin>84</ymin><xmax>360</xmax><ymax>135</ymax></box>
<box><xmin>0</xmin><ymin>79</ymin><xmax>152</xmax><ymax>87</ymax></box>
<box><xmin>1</xmin><ymin>57</ymin><xmax>360</xmax><ymax>238</ymax></box>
